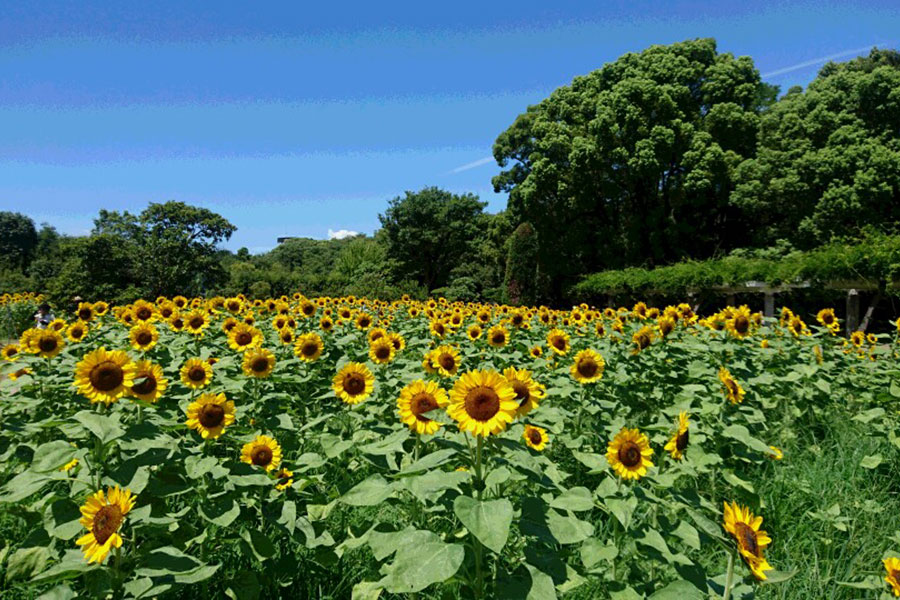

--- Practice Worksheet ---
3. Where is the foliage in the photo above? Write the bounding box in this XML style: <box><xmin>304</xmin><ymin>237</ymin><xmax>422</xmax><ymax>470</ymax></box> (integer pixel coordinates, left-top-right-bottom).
<box><xmin>0</xmin><ymin>212</ymin><xmax>38</xmax><ymax>272</ymax></box>
<box><xmin>503</xmin><ymin>222</ymin><xmax>539</xmax><ymax>305</ymax></box>
<box><xmin>732</xmin><ymin>48</ymin><xmax>900</xmax><ymax>247</ymax></box>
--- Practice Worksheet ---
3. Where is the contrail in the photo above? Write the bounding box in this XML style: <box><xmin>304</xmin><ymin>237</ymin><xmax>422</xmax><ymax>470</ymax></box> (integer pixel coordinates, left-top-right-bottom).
<box><xmin>762</xmin><ymin>44</ymin><xmax>880</xmax><ymax>78</ymax></box>
<box><xmin>449</xmin><ymin>156</ymin><xmax>494</xmax><ymax>174</ymax></box>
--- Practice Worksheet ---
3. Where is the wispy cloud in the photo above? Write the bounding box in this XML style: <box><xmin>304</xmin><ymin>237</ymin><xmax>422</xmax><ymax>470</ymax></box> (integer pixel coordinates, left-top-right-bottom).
<box><xmin>762</xmin><ymin>44</ymin><xmax>881</xmax><ymax>78</ymax></box>
<box><xmin>328</xmin><ymin>228</ymin><xmax>359</xmax><ymax>240</ymax></box>
<box><xmin>449</xmin><ymin>156</ymin><xmax>494</xmax><ymax>174</ymax></box>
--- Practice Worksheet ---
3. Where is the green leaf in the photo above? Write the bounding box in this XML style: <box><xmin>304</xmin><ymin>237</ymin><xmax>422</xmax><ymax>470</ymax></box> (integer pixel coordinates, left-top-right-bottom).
<box><xmin>721</xmin><ymin>424</ymin><xmax>772</xmax><ymax>454</ymax></box>
<box><xmin>135</xmin><ymin>547</ymin><xmax>219</xmax><ymax>583</ymax></box>
<box><xmin>380</xmin><ymin>540</ymin><xmax>464</xmax><ymax>594</ymax></box>
<box><xmin>351</xmin><ymin>581</ymin><xmax>383</xmax><ymax>600</ymax></box>
<box><xmin>6</xmin><ymin>546</ymin><xmax>51</xmax><ymax>582</ymax></box>
<box><xmin>199</xmin><ymin>496</ymin><xmax>240</xmax><ymax>527</ymax></box>
<box><xmin>760</xmin><ymin>569</ymin><xmax>798</xmax><ymax>584</ymax></box>
<box><xmin>30</xmin><ymin>550</ymin><xmax>94</xmax><ymax>584</ymax></box>
<box><xmin>341</xmin><ymin>475</ymin><xmax>396</xmax><ymax>506</ymax></box>
<box><xmin>453</xmin><ymin>496</ymin><xmax>513</xmax><ymax>554</ymax></box>
<box><xmin>546</xmin><ymin>509</ymin><xmax>594</xmax><ymax>544</ymax></box>
<box><xmin>36</xmin><ymin>584</ymin><xmax>77</xmax><ymax>600</ymax></box>
<box><xmin>550</xmin><ymin>486</ymin><xmax>594</xmax><ymax>512</ymax></box>
<box><xmin>241</xmin><ymin>529</ymin><xmax>275</xmax><ymax>562</ymax></box>
<box><xmin>571</xmin><ymin>451</ymin><xmax>607</xmax><ymax>473</ymax></box>
<box><xmin>398</xmin><ymin>448</ymin><xmax>456</xmax><ymax>474</ymax></box>
<box><xmin>404</xmin><ymin>471</ymin><xmax>468</xmax><ymax>503</ymax></box>
<box><xmin>31</xmin><ymin>441</ymin><xmax>78</xmax><ymax>473</ymax></box>
<box><xmin>580</xmin><ymin>538</ymin><xmax>618</xmax><ymax>570</ymax></box>
<box><xmin>648</xmin><ymin>579</ymin><xmax>704</xmax><ymax>599</ymax></box>
<box><xmin>861</xmin><ymin>454</ymin><xmax>883</xmax><ymax>469</ymax></box>
<box><xmin>225</xmin><ymin>570</ymin><xmax>260</xmax><ymax>600</ymax></box>
<box><xmin>606</xmin><ymin>496</ymin><xmax>638</xmax><ymax>530</ymax></box>
<box><xmin>74</xmin><ymin>410</ymin><xmax>125</xmax><ymax>444</ymax></box>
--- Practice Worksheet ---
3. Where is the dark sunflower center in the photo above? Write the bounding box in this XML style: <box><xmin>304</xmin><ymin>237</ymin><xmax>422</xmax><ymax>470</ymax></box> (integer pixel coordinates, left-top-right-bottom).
<box><xmin>676</xmin><ymin>429</ymin><xmax>690</xmax><ymax>452</ymax></box>
<box><xmin>343</xmin><ymin>373</ymin><xmax>366</xmax><ymax>395</ymax></box>
<box><xmin>188</xmin><ymin>366</ymin><xmax>207</xmax><ymax>382</ymax></box>
<box><xmin>72</xmin><ymin>327</ymin><xmax>84</xmax><ymax>338</ymax></box>
<box><xmin>91</xmin><ymin>504</ymin><xmax>124</xmax><ymax>545</ymax></box>
<box><xmin>618</xmin><ymin>441</ymin><xmax>641</xmax><ymax>468</ymax></box>
<box><xmin>39</xmin><ymin>336</ymin><xmax>58</xmax><ymax>352</ymax></box>
<box><xmin>823</xmin><ymin>313</ymin><xmax>834</xmax><ymax>324</ymax></box>
<box><xmin>198</xmin><ymin>403</ymin><xmax>225</xmax><ymax>428</ymax></box>
<box><xmin>491</xmin><ymin>332</ymin><xmax>505</xmax><ymax>344</ymax></box>
<box><xmin>78</xmin><ymin>308</ymin><xmax>92</xmax><ymax>320</ymax></box>
<box><xmin>511</xmin><ymin>381</ymin><xmax>530</xmax><ymax>403</ymax></box>
<box><xmin>251</xmin><ymin>446</ymin><xmax>273</xmax><ymax>467</ymax></box>
<box><xmin>301</xmin><ymin>342</ymin><xmax>318</xmax><ymax>357</ymax></box>
<box><xmin>734</xmin><ymin>316</ymin><xmax>749</xmax><ymax>334</ymax></box>
<box><xmin>161</xmin><ymin>307</ymin><xmax>173</xmax><ymax>319</ymax></box>
<box><xmin>90</xmin><ymin>361</ymin><xmax>124</xmax><ymax>392</ymax></box>
<box><xmin>434</xmin><ymin>324</ymin><xmax>445</xmax><ymax>335</ymax></box>
<box><xmin>726</xmin><ymin>379</ymin><xmax>738</xmax><ymax>395</ymax></box>
<box><xmin>6</xmin><ymin>347</ymin><xmax>17</xmax><ymax>357</ymax></box>
<box><xmin>136</xmin><ymin>331</ymin><xmax>152</xmax><ymax>345</ymax></box>
<box><xmin>438</xmin><ymin>354</ymin><xmax>456</xmax><ymax>371</ymax></box>
<box><xmin>251</xmin><ymin>357</ymin><xmax>269</xmax><ymax>372</ymax></box>
<box><xmin>411</xmin><ymin>393</ymin><xmax>438</xmax><ymax>422</ymax></box>
<box><xmin>235</xmin><ymin>332</ymin><xmax>252</xmax><ymax>346</ymax></box>
<box><xmin>136</xmin><ymin>308</ymin><xmax>152</xmax><ymax>320</ymax></box>
<box><xmin>660</xmin><ymin>321</ymin><xmax>673</xmax><ymax>335</ymax></box>
<box><xmin>734</xmin><ymin>522</ymin><xmax>760</xmax><ymax>556</ymax></box>
<box><xmin>227</xmin><ymin>302</ymin><xmax>240</xmax><ymax>311</ymax></box>
<box><xmin>358</xmin><ymin>317</ymin><xmax>371</xmax><ymax>327</ymax></box>
<box><xmin>132</xmin><ymin>374</ymin><xmax>157</xmax><ymax>395</ymax></box>
<box><xmin>375</xmin><ymin>346</ymin><xmax>391</xmax><ymax>360</ymax></box>
<box><xmin>171</xmin><ymin>318</ymin><xmax>184</xmax><ymax>329</ymax></box>
<box><xmin>528</xmin><ymin>429</ymin><xmax>543</xmax><ymax>445</ymax></box>
<box><xmin>551</xmin><ymin>337</ymin><xmax>565</xmax><ymax>350</ymax></box>
<box><xmin>189</xmin><ymin>317</ymin><xmax>204</xmax><ymax>329</ymax></box>
<box><xmin>637</xmin><ymin>334</ymin><xmax>651</xmax><ymax>349</ymax></box>
<box><xmin>281</xmin><ymin>332</ymin><xmax>292</xmax><ymax>342</ymax></box>
<box><xmin>512</xmin><ymin>315</ymin><xmax>523</xmax><ymax>325</ymax></box>
<box><xmin>464</xmin><ymin>387</ymin><xmax>500</xmax><ymax>422</ymax></box>
<box><xmin>577</xmin><ymin>358</ymin><xmax>599</xmax><ymax>378</ymax></box>
<box><xmin>303</xmin><ymin>304</ymin><xmax>315</xmax><ymax>315</ymax></box>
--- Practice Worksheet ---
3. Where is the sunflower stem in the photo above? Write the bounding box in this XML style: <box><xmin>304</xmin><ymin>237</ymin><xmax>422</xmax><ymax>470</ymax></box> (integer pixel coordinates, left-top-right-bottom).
<box><xmin>473</xmin><ymin>435</ymin><xmax>486</xmax><ymax>598</ymax></box>
<box><xmin>722</xmin><ymin>547</ymin><xmax>736</xmax><ymax>600</ymax></box>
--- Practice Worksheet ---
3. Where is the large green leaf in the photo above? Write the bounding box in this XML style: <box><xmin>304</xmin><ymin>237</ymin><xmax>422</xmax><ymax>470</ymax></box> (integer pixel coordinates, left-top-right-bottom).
<box><xmin>453</xmin><ymin>496</ymin><xmax>513</xmax><ymax>554</ymax></box>
<box><xmin>341</xmin><ymin>475</ymin><xmax>397</xmax><ymax>506</ymax></box>
<box><xmin>380</xmin><ymin>540</ymin><xmax>464</xmax><ymax>594</ymax></box>
<box><xmin>74</xmin><ymin>410</ymin><xmax>125</xmax><ymax>444</ymax></box>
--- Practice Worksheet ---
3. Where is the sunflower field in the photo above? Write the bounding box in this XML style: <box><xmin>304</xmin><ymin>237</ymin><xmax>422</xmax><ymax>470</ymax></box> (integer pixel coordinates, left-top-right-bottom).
<box><xmin>2</xmin><ymin>292</ymin><xmax>900</xmax><ymax>599</ymax></box>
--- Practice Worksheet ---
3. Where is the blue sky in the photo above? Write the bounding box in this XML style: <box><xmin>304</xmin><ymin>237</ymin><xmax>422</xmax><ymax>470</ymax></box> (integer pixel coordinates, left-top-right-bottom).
<box><xmin>0</xmin><ymin>1</ymin><xmax>897</xmax><ymax>253</ymax></box>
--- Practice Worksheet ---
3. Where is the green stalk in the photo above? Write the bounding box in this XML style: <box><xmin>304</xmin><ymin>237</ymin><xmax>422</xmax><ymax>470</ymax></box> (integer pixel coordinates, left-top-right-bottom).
<box><xmin>473</xmin><ymin>435</ymin><xmax>485</xmax><ymax>598</ymax></box>
<box><xmin>722</xmin><ymin>548</ymin><xmax>736</xmax><ymax>600</ymax></box>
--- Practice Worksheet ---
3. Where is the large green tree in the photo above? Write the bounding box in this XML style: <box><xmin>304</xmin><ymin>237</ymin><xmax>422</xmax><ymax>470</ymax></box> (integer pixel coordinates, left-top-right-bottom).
<box><xmin>493</xmin><ymin>38</ymin><xmax>775</xmax><ymax>298</ymax></box>
<box><xmin>732</xmin><ymin>48</ymin><xmax>900</xmax><ymax>247</ymax></box>
<box><xmin>379</xmin><ymin>187</ymin><xmax>487</xmax><ymax>292</ymax></box>
<box><xmin>0</xmin><ymin>212</ymin><xmax>38</xmax><ymax>272</ymax></box>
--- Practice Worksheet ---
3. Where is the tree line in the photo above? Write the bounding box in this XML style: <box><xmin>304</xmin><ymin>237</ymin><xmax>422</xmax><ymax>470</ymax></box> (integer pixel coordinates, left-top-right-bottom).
<box><xmin>1</xmin><ymin>38</ymin><xmax>899</xmax><ymax>306</ymax></box>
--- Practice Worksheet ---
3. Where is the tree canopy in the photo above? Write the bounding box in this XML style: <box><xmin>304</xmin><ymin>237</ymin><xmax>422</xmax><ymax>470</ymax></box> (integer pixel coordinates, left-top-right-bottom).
<box><xmin>0</xmin><ymin>211</ymin><xmax>38</xmax><ymax>272</ymax></box>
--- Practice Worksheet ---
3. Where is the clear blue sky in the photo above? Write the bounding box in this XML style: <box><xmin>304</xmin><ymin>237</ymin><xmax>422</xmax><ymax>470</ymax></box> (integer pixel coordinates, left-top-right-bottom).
<box><xmin>0</xmin><ymin>1</ymin><xmax>896</xmax><ymax>253</ymax></box>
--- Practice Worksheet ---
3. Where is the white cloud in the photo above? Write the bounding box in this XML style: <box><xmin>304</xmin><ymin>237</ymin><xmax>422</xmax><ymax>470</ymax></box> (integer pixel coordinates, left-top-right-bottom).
<box><xmin>762</xmin><ymin>44</ymin><xmax>880</xmax><ymax>78</ymax></box>
<box><xmin>328</xmin><ymin>228</ymin><xmax>359</xmax><ymax>240</ymax></box>
<box><xmin>449</xmin><ymin>156</ymin><xmax>494</xmax><ymax>174</ymax></box>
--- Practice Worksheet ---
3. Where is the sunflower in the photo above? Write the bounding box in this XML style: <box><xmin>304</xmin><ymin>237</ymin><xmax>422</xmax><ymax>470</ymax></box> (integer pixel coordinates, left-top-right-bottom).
<box><xmin>430</xmin><ymin>319</ymin><xmax>448</xmax><ymax>339</ymax></box>
<box><xmin>546</xmin><ymin>329</ymin><xmax>570</xmax><ymax>355</ymax></box>
<box><xmin>129</xmin><ymin>323</ymin><xmax>159</xmax><ymax>351</ymax></box>
<box><xmin>319</xmin><ymin>316</ymin><xmax>335</xmax><ymax>333</ymax></box>
<box><xmin>447</xmin><ymin>370</ymin><xmax>518</xmax><ymax>437</ymax></box>
<box><xmin>571</xmin><ymin>349</ymin><xmax>605</xmax><ymax>384</ymax></box>
<box><xmin>355</xmin><ymin>312</ymin><xmax>373</xmax><ymax>330</ymax></box>
<box><xmin>367</xmin><ymin>327</ymin><xmax>387</xmax><ymax>343</ymax></box>
<box><xmin>74</xmin><ymin>347</ymin><xmax>136</xmax><ymax>404</ymax></box>
<box><xmin>241</xmin><ymin>435</ymin><xmax>282</xmax><ymax>472</ymax></box>
<box><xmin>467</xmin><ymin>324</ymin><xmax>483</xmax><ymax>341</ymax></box>
<box><xmin>523</xmin><ymin>425</ymin><xmax>549</xmax><ymax>451</ymax></box>
<box><xmin>397</xmin><ymin>380</ymin><xmax>449</xmax><ymax>435</ymax></box>
<box><xmin>788</xmin><ymin>316</ymin><xmax>808</xmax><ymax>337</ymax></box>
<box><xmin>167</xmin><ymin>313</ymin><xmax>185</xmax><ymax>332</ymax></box>
<box><xmin>387</xmin><ymin>332</ymin><xmax>406</xmax><ymax>352</ymax></box>
<box><xmin>1</xmin><ymin>343</ymin><xmax>19</xmax><ymax>361</ymax></box>
<box><xmin>182</xmin><ymin>310</ymin><xmax>209</xmax><ymax>336</ymax></box>
<box><xmin>32</xmin><ymin>329</ymin><xmax>65</xmax><ymax>358</ymax></box>
<box><xmin>663</xmin><ymin>412</ymin><xmax>690</xmax><ymax>460</ymax></box>
<box><xmin>294</xmin><ymin>332</ymin><xmax>324</xmax><ymax>362</ymax></box>
<box><xmin>92</xmin><ymin>300</ymin><xmax>109</xmax><ymax>316</ymax></box>
<box><xmin>227</xmin><ymin>323</ymin><xmax>263</xmax><ymax>352</ymax></box>
<box><xmin>224</xmin><ymin>296</ymin><xmax>243</xmax><ymax>313</ymax></box>
<box><xmin>726</xmin><ymin>306</ymin><xmax>753</xmax><ymax>339</ymax></box>
<box><xmin>369</xmin><ymin>338</ymin><xmax>396</xmax><ymax>365</ymax></box>
<box><xmin>431</xmin><ymin>345</ymin><xmax>461</xmax><ymax>377</ymax></box>
<box><xmin>487</xmin><ymin>324</ymin><xmax>509</xmax><ymax>348</ymax></box>
<box><xmin>242</xmin><ymin>347</ymin><xmax>276</xmax><ymax>378</ymax></box>
<box><xmin>657</xmin><ymin>316</ymin><xmax>676</xmax><ymax>338</ymax></box>
<box><xmin>816</xmin><ymin>308</ymin><xmax>839</xmax><ymax>333</ymax></box>
<box><xmin>850</xmin><ymin>330</ymin><xmax>865</xmax><ymax>347</ymax></box>
<box><xmin>718</xmin><ymin>367</ymin><xmax>745</xmax><ymax>404</ymax></box>
<box><xmin>529</xmin><ymin>345</ymin><xmax>543</xmax><ymax>359</ymax></box>
<box><xmin>66</xmin><ymin>321</ymin><xmax>89</xmax><ymax>343</ymax></box>
<box><xmin>332</xmin><ymin>362</ymin><xmax>375</xmax><ymax>404</ymax></box>
<box><xmin>722</xmin><ymin>501</ymin><xmax>773</xmax><ymax>580</ymax></box>
<box><xmin>884</xmin><ymin>558</ymin><xmax>900</xmax><ymax>596</ymax></box>
<box><xmin>186</xmin><ymin>392</ymin><xmax>236</xmax><ymax>439</ymax></box>
<box><xmin>278</xmin><ymin>328</ymin><xmax>294</xmax><ymax>345</ymax></box>
<box><xmin>767</xmin><ymin>445</ymin><xmax>783</xmax><ymax>460</ymax></box>
<box><xmin>75</xmin><ymin>302</ymin><xmax>95</xmax><ymax>322</ymax></box>
<box><xmin>180</xmin><ymin>358</ymin><xmax>213</xmax><ymax>389</ymax></box>
<box><xmin>275</xmin><ymin>468</ymin><xmax>294</xmax><ymax>491</ymax></box>
<box><xmin>60</xmin><ymin>458</ymin><xmax>79</xmax><ymax>473</ymax></box>
<box><xmin>8</xmin><ymin>367</ymin><xmax>32</xmax><ymax>380</ymax></box>
<box><xmin>632</xmin><ymin>326</ymin><xmax>654</xmax><ymax>353</ymax></box>
<box><xmin>502</xmin><ymin>367</ymin><xmax>546</xmax><ymax>417</ymax></box>
<box><xmin>131</xmin><ymin>300</ymin><xmax>156</xmax><ymax>323</ymax></box>
<box><xmin>606</xmin><ymin>428</ymin><xmax>654</xmax><ymax>480</ymax></box>
<box><xmin>76</xmin><ymin>486</ymin><xmax>136</xmax><ymax>564</ymax></box>
<box><xmin>129</xmin><ymin>360</ymin><xmax>167</xmax><ymax>403</ymax></box>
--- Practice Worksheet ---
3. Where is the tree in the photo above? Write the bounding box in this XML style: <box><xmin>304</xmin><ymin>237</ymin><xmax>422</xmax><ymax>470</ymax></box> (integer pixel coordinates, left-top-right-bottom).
<box><xmin>0</xmin><ymin>212</ymin><xmax>38</xmax><ymax>272</ymax></box>
<box><xmin>504</xmin><ymin>222</ymin><xmax>539</xmax><ymax>305</ymax></box>
<box><xmin>93</xmin><ymin>201</ymin><xmax>237</xmax><ymax>297</ymax></box>
<box><xmin>492</xmin><ymin>38</ymin><xmax>772</xmax><ymax>298</ymax></box>
<box><xmin>732</xmin><ymin>48</ymin><xmax>900</xmax><ymax>247</ymax></box>
<box><xmin>379</xmin><ymin>187</ymin><xmax>487</xmax><ymax>292</ymax></box>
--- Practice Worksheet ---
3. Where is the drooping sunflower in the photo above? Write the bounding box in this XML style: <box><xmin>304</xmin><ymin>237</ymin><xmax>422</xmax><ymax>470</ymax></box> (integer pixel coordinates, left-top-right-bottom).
<box><xmin>294</xmin><ymin>332</ymin><xmax>324</xmax><ymax>362</ymax></box>
<box><xmin>722</xmin><ymin>501</ymin><xmax>773</xmax><ymax>580</ymax></box>
<box><xmin>523</xmin><ymin>425</ymin><xmax>548</xmax><ymax>451</ymax></box>
<box><xmin>767</xmin><ymin>445</ymin><xmax>783</xmax><ymax>460</ymax></box>
<box><xmin>788</xmin><ymin>316</ymin><xmax>808</xmax><ymax>337</ymax></box>
<box><xmin>332</xmin><ymin>362</ymin><xmax>375</xmax><ymax>404</ymax></box>
<box><xmin>431</xmin><ymin>345</ymin><xmax>461</xmax><ymax>377</ymax></box>
<box><xmin>241</xmin><ymin>435</ymin><xmax>282</xmax><ymax>472</ymax></box>
<box><xmin>718</xmin><ymin>367</ymin><xmax>745</xmax><ymax>404</ymax></box>
<box><xmin>8</xmin><ymin>367</ymin><xmax>32</xmax><ymax>380</ymax></box>
<box><xmin>1</xmin><ymin>343</ymin><xmax>19</xmax><ymax>361</ymax></box>
<box><xmin>129</xmin><ymin>323</ymin><xmax>159</xmax><ymax>352</ymax></box>
<box><xmin>180</xmin><ymin>358</ymin><xmax>213</xmax><ymax>389</ymax></box>
<box><xmin>75</xmin><ymin>486</ymin><xmax>136</xmax><ymax>564</ymax></box>
<box><xmin>884</xmin><ymin>557</ymin><xmax>900</xmax><ymax>596</ymax></box>
<box><xmin>129</xmin><ymin>360</ymin><xmax>167</xmax><ymax>403</ymax></box>
<box><xmin>849</xmin><ymin>330</ymin><xmax>865</xmax><ymax>347</ymax></box>
<box><xmin>227</xmin><ymin>323</ymin><xmax>263</xmax><ymax>352</ymax></box>
<box><xmin>486</xmin><ymin>324</ymin><xmax>509</xmax><ymax>348</ymax></box>
<box><xmin>663</xmin><ymin>412</ymin><xmax>690</xmax><ymax>460</ymax></box>
<box><xmin>397</xmin><ymin>379</ymin><xmax>449</xmax><ymax>435</ymax></box>
<box><xmin>447</xmin><ymin>370</ymin><xmax>518</xmax><ymax>437</ymax></box>
<box><xmin>74</xmin><ymin>347</ymin><xmax>137</xmax><ymax>404</ymax></box>
<box><xmin>816</xmin><ymin>308</ymin><xmax>840</xmax><ymax>333</ymax></box>
<box><xmin>606</xmin><ymin>428</ymin><xmax>654</xmax><ymax>480</ymax></box>
<box><xmin>502</xmin><ymin>367</ymin><xmax>546</xmax><ymax>417</ymax></box>
<box><xmin>186</xmin><ymin>392</ymin><xmax>236</xmax><ymax>439</ymax></box>
<box><xmin>66</xmin><ymin>321</ymin><xmax>89</xmax><ymax>343</ymax></box>
<box><xmin>242</xmin><ymin>347</ymin><xmax>276</xmax><ymax>378</ymax></box>
<box><xmin>546</xmin><ymin>329</ymin><xmax>570</xmax><ymax>355</ymax></box>
<box><xmin>632</xmin><ymin>326</ymin><xmax>654</xmax><ymax>353</ymax></box>
<box><xmin>275</xmin><ymin>468</ymin><xmax>294</xmax><ymax>491</ymax></box>
<box><xmin>657</xmin><ymin>316</ymin><xmax>676</xmax><ymax>339</ymax></box>
<box><xmin>368</xmin><ymin>338</ymin><xmax>396</xmax><ymax>365</ymax></box>
<box><xmin>570</xmin><ymin>349</ymin><xmax>605</xmax><ymax>384</ymax></box>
